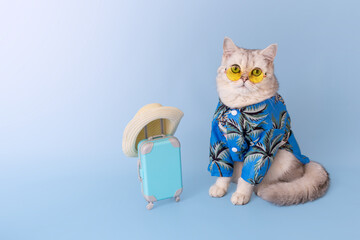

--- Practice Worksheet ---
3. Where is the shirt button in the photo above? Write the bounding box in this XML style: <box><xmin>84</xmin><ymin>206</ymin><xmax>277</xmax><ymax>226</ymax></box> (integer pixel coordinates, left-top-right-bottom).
<box><xmin>232</xmin><ymin>147</ymin><xmax>238</xmax><ymax>153</ymax></box>
<box><xmin>231</xmin><ymin>110</ymin><xmax>237</xmax><ymax>116</ymax></box>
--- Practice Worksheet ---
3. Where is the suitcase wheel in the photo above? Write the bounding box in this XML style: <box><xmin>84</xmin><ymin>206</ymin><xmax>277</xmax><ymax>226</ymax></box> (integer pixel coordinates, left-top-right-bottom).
<box><xmin>146</xmin><ymin>202</ymin><xmax>154</xmax><ymax>210</ymax></box>
<box><xmin>175</xmin><ymin>196</ymin><xmax>180</xmax><ymax>202</ymax></box>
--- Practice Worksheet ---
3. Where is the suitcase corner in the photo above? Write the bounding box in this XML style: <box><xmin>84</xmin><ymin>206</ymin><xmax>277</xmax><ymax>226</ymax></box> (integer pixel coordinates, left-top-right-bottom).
<box><xmin>168</xmin><ymin>137</ymin><xmax>180</xmax><ymax>148</ymax></box>
<box><xmin>140</xmin><ymin>141</ymin><xmax>154</xmax><ymax>155</ymax></box>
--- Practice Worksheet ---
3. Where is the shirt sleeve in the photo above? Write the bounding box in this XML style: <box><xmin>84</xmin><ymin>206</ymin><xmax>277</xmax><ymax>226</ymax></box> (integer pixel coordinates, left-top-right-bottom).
<box><xmin>208</xmin><ymin>118</ymin><xmax>234</xmax><ymax>177</ymax></box>
<box><xmin>241</xmin><ymin>125</ymin><xmax>285</xmax><ymax>185</ymax></box>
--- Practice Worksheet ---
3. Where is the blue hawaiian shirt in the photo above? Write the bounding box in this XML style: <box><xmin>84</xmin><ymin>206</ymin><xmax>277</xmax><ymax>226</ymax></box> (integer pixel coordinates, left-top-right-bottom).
<box><xmin>208</xmin><ymin>94</ymin><xmax>309</xmax><ymax>185</ymax></box>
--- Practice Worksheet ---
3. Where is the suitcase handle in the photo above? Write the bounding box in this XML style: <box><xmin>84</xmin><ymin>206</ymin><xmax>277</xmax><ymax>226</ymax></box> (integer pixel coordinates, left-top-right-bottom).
<box><xmin>148</xmin><ymin>134</ymin><xmax>166</xmax><ymax>140</ymax></box>
<box><xmin>144</xmin><ymin>119</ymin><xmax>164</xmax><ymax>139</ymax></box>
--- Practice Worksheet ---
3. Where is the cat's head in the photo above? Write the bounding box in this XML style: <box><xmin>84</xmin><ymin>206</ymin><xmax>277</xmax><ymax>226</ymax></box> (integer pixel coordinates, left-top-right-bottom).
<box><xmin>216</xmin><ymin>37</ymin><xmax>279</xmax><ymax>108</ymax></box>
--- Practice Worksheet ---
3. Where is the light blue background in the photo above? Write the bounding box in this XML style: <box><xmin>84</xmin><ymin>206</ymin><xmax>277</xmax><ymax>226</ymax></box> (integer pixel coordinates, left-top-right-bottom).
<box><xmin>1</xmin><ymin>0</ymin><xmax>359</xmax><ymax>239</ymax></box>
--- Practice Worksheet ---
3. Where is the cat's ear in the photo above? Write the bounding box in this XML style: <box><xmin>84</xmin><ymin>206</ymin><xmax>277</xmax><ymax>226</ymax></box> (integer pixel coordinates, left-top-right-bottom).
<box><xmin>223</xmin><ymin>37</ymin><xmax>237</xmax><ymax>57</ymax></box>
<box><xmin>260</xmin><ymin>44</ymin><xmax>278</xmax><ymax>61</ymax></box>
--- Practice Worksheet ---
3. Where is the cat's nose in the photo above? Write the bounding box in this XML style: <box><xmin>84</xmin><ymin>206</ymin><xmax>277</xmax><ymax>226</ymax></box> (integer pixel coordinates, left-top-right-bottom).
<box><xmin>241</xmin><ymin>75</ymin><xmax>249</xmax><ymax>82</ymax></box>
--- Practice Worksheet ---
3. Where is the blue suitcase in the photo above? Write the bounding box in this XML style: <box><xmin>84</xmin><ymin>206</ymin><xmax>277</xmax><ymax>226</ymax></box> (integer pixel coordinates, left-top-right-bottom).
<box><xmin>137</xmin><ymin>120</ymin><xmax>183</xmax><ymax>210</ymax></box>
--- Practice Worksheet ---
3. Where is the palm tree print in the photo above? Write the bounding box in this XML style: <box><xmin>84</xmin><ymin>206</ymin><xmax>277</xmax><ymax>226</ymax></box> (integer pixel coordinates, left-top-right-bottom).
<box><xmin>238</xmin><ymin>103</ymin><xmax>269</xmax><ymax>143</ymax></box>
<box><xmin>227</xmin><ymin>115</ymin><xmax>266</xmax><ymax>152</ymax></box>
<box><xmin>282</xmin><ymin>117</ymin><xmax>292</xmax><ymax>144</ymax></box>
<box><xmin>274</xmin><ymin>93</ymin><xmax>285</xmax><ymax>104</ymax></box>
<box><xmin>240</xmin><ymin>115</ymin><xmax>266</xmax><ymax>145</ymax></box>
<box><xmin>274</xmin><ymin>111</ymin><xmax>292</xmax><ymax>152</ymax></box>
<box><xmin>209</xmin><ymin>95</ymin><xmax>310</xmax><ymax>184</ymax></box>
<box><xmin>226</xmin><ymin>118</ymin><xmax>245</xmax><ymax>147</ymax></box>
<box><xmin>213</xmin><ymin>103</ymin><xmax>230</xmax><ymax>120</ymax></box>
<box><xmin>215</xmin><ymin>103</ymin><xmax>268</xmax><ymax>145</ymax></box>
<box><xmin>280</xmin><ymin>136</ymin><xmax>293</xmax><ymax>153</ymax></box>
<box><xmin>272</xmin><ymin>111</ymin><xmax>288</xmax><ymax>130</ymax></box>
<box><xmin>241</xmin><ymin>103</ymin><xmax>268</xmax><ymax>123</ymax></box>
<box><xmin>209</xmin><ymin>141</ymin><xmax>233</xmax><ymax>177</ymax></box>
<box><xmin>244</xmin><ymin>129</ymin><xmax>284</xmax><ymax>181</ymax></box>
<box><xmin>248</xmin><ymin>173</ymin><xmax>264</xmax><ymax>185</ymax></box>
<box><xmin>280</xmin><ymin>125</ymin><xmax>293</xmax><ymax>153</ymax></box>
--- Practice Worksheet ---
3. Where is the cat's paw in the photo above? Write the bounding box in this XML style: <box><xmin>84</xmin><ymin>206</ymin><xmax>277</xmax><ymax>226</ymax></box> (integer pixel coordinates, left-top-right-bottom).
<box><xmin>209</xmin><ymin>184</ymin><xmax>227</xmax><ymax>198</ymax></box>
<box><xmin>231</xmin><ymin>191</ymin><xmax>251</xmax><ymax>205</ymax></box>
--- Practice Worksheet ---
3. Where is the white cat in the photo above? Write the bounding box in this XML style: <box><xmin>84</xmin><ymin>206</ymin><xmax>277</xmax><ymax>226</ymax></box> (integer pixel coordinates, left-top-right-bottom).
<box><xmin>208</xmin><ymin>37</ymin><xmax>329</xmax><ymax>205</ymax></box>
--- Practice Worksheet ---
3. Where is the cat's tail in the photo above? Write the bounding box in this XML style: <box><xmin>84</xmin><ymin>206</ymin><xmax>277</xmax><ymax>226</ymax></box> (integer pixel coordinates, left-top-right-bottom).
<box><xmin>256</xmin><ymin>161</ymin><xmax>330</xmax><ymax>206</ymax></box>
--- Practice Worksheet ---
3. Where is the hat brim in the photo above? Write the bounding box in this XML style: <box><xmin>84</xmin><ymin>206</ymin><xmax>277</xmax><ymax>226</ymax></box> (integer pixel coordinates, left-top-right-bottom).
<box><xmin>122</xmin><ymin>104</ymin><xmax>184</xmax><ymax>157</ymax></box>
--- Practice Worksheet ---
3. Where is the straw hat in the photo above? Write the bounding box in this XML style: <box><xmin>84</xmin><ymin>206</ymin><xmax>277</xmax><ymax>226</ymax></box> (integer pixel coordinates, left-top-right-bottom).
<box><xmin>122</xmin><ymin>103</ymin><xmax>184</xmax><ymax>157</ymax></box>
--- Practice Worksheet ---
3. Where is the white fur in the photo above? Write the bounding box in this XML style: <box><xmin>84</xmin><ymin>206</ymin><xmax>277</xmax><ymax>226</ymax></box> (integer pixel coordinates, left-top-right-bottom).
<box><xmin>231</xmin><ymin>178</ymin><xmax>254</xmax><ymax>205</ymax></box>
<box><xmin>209</xmin><ymin>177</ymin><xmax>231</xmax><ymax>197</ymax></box>
<box><xmin>231</xmin><ymin>161</ymin><xmax>243</xmax><ymax>183</ymax></box>
<box><xmin>256</xmin><ymin>161</ymin><xmax>329</xmax><ymax>205</ymax></box>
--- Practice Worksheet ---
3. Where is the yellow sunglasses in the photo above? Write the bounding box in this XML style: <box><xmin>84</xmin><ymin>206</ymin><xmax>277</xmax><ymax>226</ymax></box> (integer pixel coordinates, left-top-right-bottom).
<box><xmin>225</xmin><ymin>64</ymin><xmax>265</xmax><ymax>83</ymax></box>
